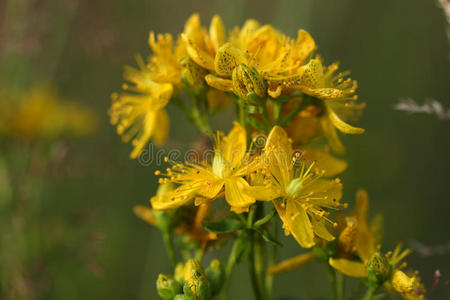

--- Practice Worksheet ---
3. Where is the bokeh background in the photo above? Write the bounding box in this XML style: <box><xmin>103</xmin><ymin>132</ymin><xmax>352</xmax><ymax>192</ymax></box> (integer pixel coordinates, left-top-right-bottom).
<box><xmin>0</xmin><ymin>0</ymin><xmax>449</xmax><ymax>299</ymax></box>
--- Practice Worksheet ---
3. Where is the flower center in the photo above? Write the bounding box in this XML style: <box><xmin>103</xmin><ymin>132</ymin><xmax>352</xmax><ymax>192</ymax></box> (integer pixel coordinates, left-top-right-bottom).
<box><xmin>286</xmin><ymin>177</ymin><xmax>303</xmax><ymax>197</ymax></box>
<box><xmin>212</xmin><ymin>152</ymin><xmax>230</xmax><ymax>178</ymax></box>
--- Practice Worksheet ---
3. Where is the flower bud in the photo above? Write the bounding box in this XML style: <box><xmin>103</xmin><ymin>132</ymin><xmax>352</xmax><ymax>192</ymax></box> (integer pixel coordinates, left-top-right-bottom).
<box><xmin>174</xmin><ymin>262</ymin><xmax>185</xmax><ymax>283</ymax></box>
<box><xmin>366</xmin><ymin>252</ymin><xmax>391</xmax><ymax>285</ymax></box>
<box><xmin>232</xmin><ymin>64</ymin><xmax>266</xmax><ymax>103</ymax></box>
<box><xmin>205</xmin><ymin>259</ymin><xmax>224</xmax><ymax>296</ymax></box>
<box><xmin>214</xmin><ymin>43</ymin><xmax>246</xmax><ymax>76</ymax></box>
<box><xmin>156</xmin><ymin>274</ymin><xmax>182</xmax><ymax>300</ymax></box>
<box><xmin>183</xmin><ymin>259</ymin><xmax>209</xmax><ymax>300</ymax></box>
<box><xmin>180</xmin><ymin>57</ymin><xmax>208</xmax><ymax>87</ymax></box>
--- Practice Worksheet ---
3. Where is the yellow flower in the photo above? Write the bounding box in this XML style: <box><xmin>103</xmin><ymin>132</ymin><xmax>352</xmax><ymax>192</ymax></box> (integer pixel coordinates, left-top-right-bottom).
<box><xmin>0</xmin><ymin>85</ymin><xmax>96</xmax><ymax>140</ymax></box>
<box><xmin>206</xmin><ymin>22</ymin><xmax>317</xmax><ymax>99</ymax></box>
<box><xmin>148</xmin><ymin>31</ymin><xmax>185</xmax><ymax>85</ymax></box>
<box><xmin>181</xmin><ymin>13</ymin><xmax>224</xmax><ymax>71</ymax></box>
<box><xmin>152</xmin><ymin>122</ymin><xmax>258</xmax><ymax>213</ymax></box>
<box><xmin>295</xmin><ymin>59</ymin><xmax>365</xmax><ymax>153</ymax></box>
<box><xmin>329</xmin><ymin>189</ymin><xmax>383</xmax><ymax>277</ymax></box>
<box><xmin>329</xmin><ymin>214</ymin><xmax>426</xmax><ymax>300</ymax></box>
<box><xmin>249</xmin><ymin>126</ymin><xmax>344</xmax><ymax>248</ymax></box>
<box><xmin>135</xmin><ymin>183</ymin><xmax>218</xmax><ymax>251</ymax></box>
<box><xmin>110</xmin><ymin>61</ymin><xmax>172</xmax><ymax>159</ymax></box>
<box><xmin>390</xmin><ymin>269</ymin><xmax>426</xmax><ymax>300</ymax></box>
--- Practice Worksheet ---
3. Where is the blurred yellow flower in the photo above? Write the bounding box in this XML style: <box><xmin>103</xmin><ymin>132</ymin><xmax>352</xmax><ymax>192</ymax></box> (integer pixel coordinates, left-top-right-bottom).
<box><xmin>249</xmin><ymin>126</ymin><xmax>344</xmax><ymax>248</ymax></box>
<box><xmin>0</xmin><ymin>85</ymin><xmax>96</xmax><ymax>140</ymax></box>
<box><xmin>110</xmin><ymin>61</ymin><xmax>172</xmax><ymax>159</ymax></box>
<box><xmin>135</xmin><ymin>183</ymin><xmax>217</xmax><ymax>251</ymax></box>
<box><xmin>148</xmin><ymin>32</ymin><xmax>185</xmax><ymax>86</ymax></box>
<box><xmin>152</xmin><ymin>122</ymin><xmax>258</xmax><ymax>213</ymax></box>
<box><xmin>328</xmin><ymin>199</ymin><xmax>425</xmax><ymax>300</ymax></box>
<box><xmin>329</xmin><ymin>189</ymin><xmax>383</xmax><ymax>277</ymax></box>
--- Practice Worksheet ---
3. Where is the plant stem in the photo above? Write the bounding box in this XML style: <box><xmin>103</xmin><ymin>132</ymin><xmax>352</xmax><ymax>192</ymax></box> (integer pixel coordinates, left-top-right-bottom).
<box><xmin>249</xmin><ymin>239</ymin><xmax>263</xmax><ymax>300</ymax></box>
<box><xmin>248</xmin><ymin>203</ymin><xmax>268</xmax><ymax>300</ymax></box>
<box><xmin>362</xmin><ymin>285</ymin><xmax>378</xmax><ymax>300</ymax></box>
<box><xmin>221</xmin><ymin>237</ymin><xmax>243</xmax><ymax>300</ymax></box>
<box><xmin>336</xmin><ymin>271</ymin><xmax>344</xmax><ymax>300</ymax></box>
<box><xmin>324</xmin><ymin>262</ymin><xmax>338</xmax><ymax>300</ymax></box>
<box><xmin>162</xmin><ymin>231</ymin><xmax>177</xmax><ymax>267</ymax></box>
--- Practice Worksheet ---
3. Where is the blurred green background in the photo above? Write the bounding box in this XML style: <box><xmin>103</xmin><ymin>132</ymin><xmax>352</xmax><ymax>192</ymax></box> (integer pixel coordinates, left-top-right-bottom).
<box><xmin>1</xmin><ymin>0</ymin><xmax>449</xmax><ymax>299</ymax></box>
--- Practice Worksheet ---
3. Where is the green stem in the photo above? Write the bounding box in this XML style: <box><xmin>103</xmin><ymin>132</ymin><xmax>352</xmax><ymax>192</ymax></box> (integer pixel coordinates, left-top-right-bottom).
<box><xmin>221</xmin><ymin>237</ymin><xmax>243</xmax><ymax>300</ymax></box>
<box><xmin>248</xmin><ymin>203</ymin><xmax>268</xmax><ymax>300</ymax></box>
<box><xmin>265</xmin><ymin>218</ymin><xmax>278</xmax><ymax>296</ymax></box>
<box><xmin>336</xmin><ymin>271</ymin><xmax>344</xmax><ymax>300</ymax></box>
<box><xmin>191</xmin><ymin>105</ymin><xmax>212</xmax><ymax>134</ymax></box>
<box><xmin>362</xmin><ymin>285</ymin><xmax>378</xmax><ymax>300</ymax></box>
<box><xmin>248</xmin><ymin>232</ymin><xmax>267</xmax><ymax>300</ymax></box>
<box><xmin>324</xmin><ymin>262</ymin><xmax>338</xmax><ymax>300</ymax></box>
<box><xmin>162</xmin><ymin>231</ymin><xmax>177</xmax><ymax>267</ymax></box>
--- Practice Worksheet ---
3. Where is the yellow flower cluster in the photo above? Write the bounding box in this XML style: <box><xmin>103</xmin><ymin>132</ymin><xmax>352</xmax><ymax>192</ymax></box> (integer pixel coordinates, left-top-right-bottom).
<box><xmin>113</xmin><ymin>13</ymin><xmax>427</xmax><ymax>300</ymax></box>
<box><xmin>110</xmin><ymin>13</ymin><xmax>365</xmax><ymax>158</ymax></box>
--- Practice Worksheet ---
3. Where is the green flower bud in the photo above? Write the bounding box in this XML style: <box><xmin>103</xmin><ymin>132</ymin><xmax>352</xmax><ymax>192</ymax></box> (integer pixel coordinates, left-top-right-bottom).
<box><xmin>232</xmin><ymin>64</ymin><xmax>266</xmax><ymax>103</ymax></box>
<box><xmin>205</xmin><ymin>259</ymin><xmax>224</xmax><ymax>296</ymax></box>
<box><xmin>154</xmin><ymin>183</ymin><xmax>178</xmax><ymax>232</ymax></box>
<box><xmin>183</xmin><ymin>259</ymin><xmax>209</xmax><ymax>300</ymax></box>
<box><xmin>366</xmin><ymin>252</ymin><xmax>391</xmax><ymax>285</ymax></box>
<box><xmin>156</xmin><ymin>274</ymin><xmax>182</xmax><ymax>300</ymax></box>
<box><xmin>180</xmin><ymin>57</ymin><xmax>208</xmax><ymax>87</ymax></box>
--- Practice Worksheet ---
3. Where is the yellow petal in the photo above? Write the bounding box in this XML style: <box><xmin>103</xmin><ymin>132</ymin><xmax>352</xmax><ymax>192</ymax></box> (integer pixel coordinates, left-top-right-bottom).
<box><xmin>129</xmin><ymin>110</ymin><xmax>158</xmax><ymax>159</ymax></box>
<box><xmin>355</xmin><ymin>189</ymin><xmax>369</xmax><ymax>224</ymax></box>
<box><xmin>302</xmin><ymin>147</ymin><xmax>347</xmax><ymax>177</ymax></box>
<box><xmin>152</xmin><ymin>109</ymin><xmax>169</xmax><ymax>146</ymax></box>
<box><xmin>246</xmin><ymin>185</ymin><xmax>281</xmax><ymax>201</ymax></box>
<box><xmin>150</xmin><ymin>188</ymin><xmax>194</xmax><ymax>210</ymax></box>
<box><xmin>369</xmin><ymin>214</ymin><xmax>384</xmax><ymax>245</ymax></box>
<box><xmin>355</xmin><ymin>228</ymin><xmax>377</xmax><ymax>262</ymax></box>
<box><xmin>390</xmin><ymin>269</ymin><xmax>416</xmax><ymax>294</ymax></box>
<box><xmin>214</xmin><ymin>43</ymin><xmax>247</xmax><ymax>76</ymax></box>
<box><xmin>302</xmin><ymin>178</ymin><xmax>343</xmax><ymax>207</ymax></box>
<box><xmin>133</xmin><ymin>205</ymin><xmax>156</xmax><ymax>225</ymax></box>
<box><xmin>224</xmin><ymin>177</ymin><xmax>255</xmax><ymax>213</ymax></box>
<box><xmin>222</xmin><ymin>122</ymin><xmax>247</xmax><ymax>167</ymax></box>
<box><xmin>286</xmin><ymin>201</ymin><xmax>315</xmax><ymax>248</ymax></box>
<box><xmin>328</xmin><ymin>108</ymin><xmax>365</xmax><ymax>134</ymax></box>
<box><xmin>205</xmin><ymin>74</ymin><xmax>234</xmax><ymax>93</ymax></box>
<box><xmin>299</xmin><ymin>59</ymin><xmax>325</xmax><ymax>89</ymax></box>
<box><xmin>321</xmin><ymin>117</ymin><xmax>346</xmax><ymax>154</ymax></box>
<box><xmin>294</xmin><ymin>29</ymin><xmax>316</xmax><ymax>64</ymax></box>
<box><xmin>197</xmin><ymin>178</ymin><xmax>225</xmax><ymax>199</ymax></box>
<box><xmin>265</xmin><ymin>126</ymin><xmax>293</xmax><ymax>188</ymax></box>
<box><xmin>329</xmin><ymin>258</ymin><xmax>367</xmax><ymax>278</ymax></box>
<box><xmin>209</xmin><ymin>15</ymin><xmax>225</xmax><ymax>51</ymax></box>
<box><xmin>182</xmin><ymin>33</ymin><xmax>215</xmax><ymax>71</ymax></box>
<box><xmin>311</xmin><ymin>215</ymin><xmax>335</xmax><ymax>241</ymax></box>
<box><xmin>266</xmin><ymin>251</ymin><xmax>316</xmax><ymax>274</ymax></box>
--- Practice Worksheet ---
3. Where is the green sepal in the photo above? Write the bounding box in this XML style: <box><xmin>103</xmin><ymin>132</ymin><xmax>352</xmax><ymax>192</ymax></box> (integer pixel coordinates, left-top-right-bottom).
<box><xmin>254</xmin><ymin>227</ymin><xmax>282</xmax><ymax>246</ymax></box>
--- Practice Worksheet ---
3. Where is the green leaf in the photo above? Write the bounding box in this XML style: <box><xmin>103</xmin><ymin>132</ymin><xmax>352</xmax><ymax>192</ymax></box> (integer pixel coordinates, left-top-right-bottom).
<box><xmin>201</xmin><ymin>215</ymin><xmax>244</xmax><ymax>233</ymax></box>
